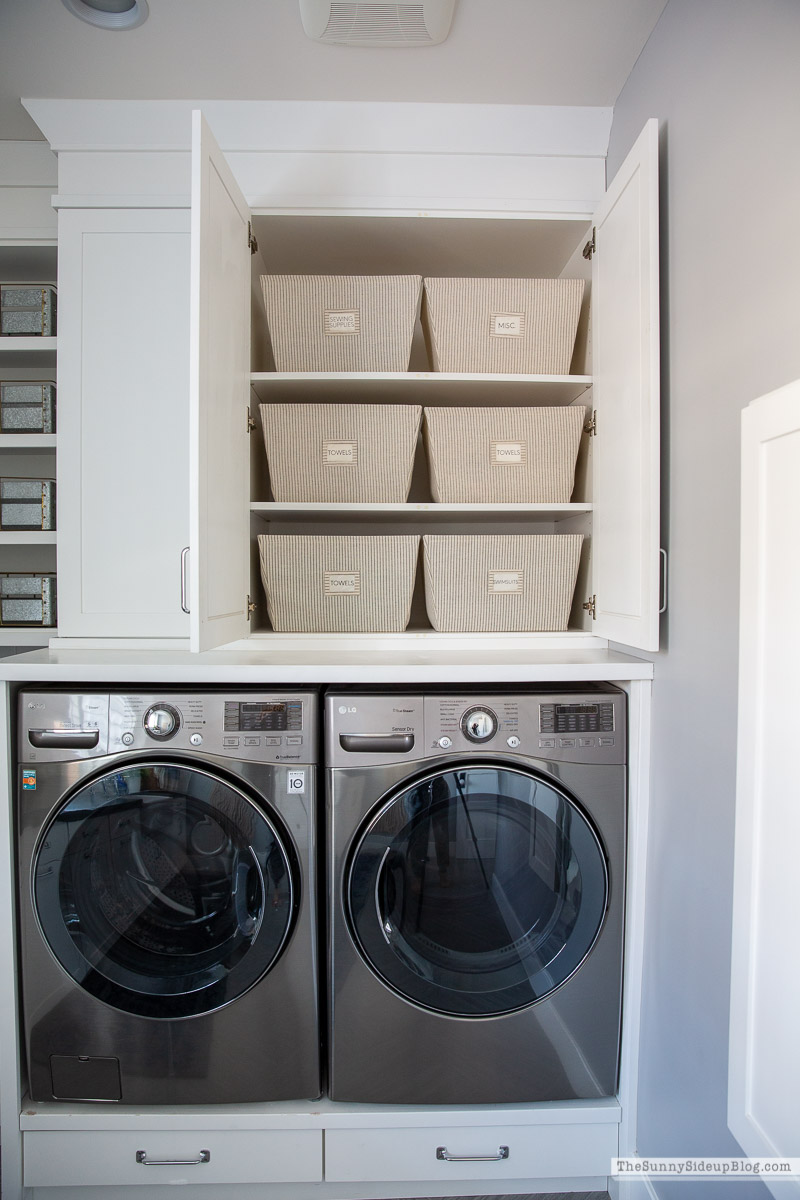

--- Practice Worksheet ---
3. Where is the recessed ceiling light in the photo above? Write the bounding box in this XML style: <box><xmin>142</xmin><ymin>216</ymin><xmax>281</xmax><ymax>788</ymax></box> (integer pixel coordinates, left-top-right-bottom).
<box><xmin>61</xmin><ymin>0</ymin><xmax>149</xmax><ymax>30</ymax></box>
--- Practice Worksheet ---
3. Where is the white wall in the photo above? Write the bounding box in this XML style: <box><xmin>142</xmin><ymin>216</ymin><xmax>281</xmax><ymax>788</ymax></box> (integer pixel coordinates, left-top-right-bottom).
<box><xmin>608</xmin><ymin>2</ymin><xmax>800</xmax><ymax>1196</ymax></box>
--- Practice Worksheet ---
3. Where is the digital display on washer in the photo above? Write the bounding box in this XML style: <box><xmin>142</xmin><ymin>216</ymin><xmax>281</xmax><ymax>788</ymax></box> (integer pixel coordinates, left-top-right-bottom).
<box><xmin>223</xmin><ymin>701</ymin><xmax>303</xmax><ymax>732</ymax></box>
<box><xmin>539</xmin><ymin>702</ymin><xmax>614</xmax><ymax>734</ymax></box>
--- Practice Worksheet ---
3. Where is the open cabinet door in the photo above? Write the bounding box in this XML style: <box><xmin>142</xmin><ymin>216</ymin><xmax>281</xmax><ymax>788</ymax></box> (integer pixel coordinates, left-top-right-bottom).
<box><xmin>591</xmin><ymin>118</ymin><xmax>660</xmax><ymax>652</ymax></box>
<box><xmin>189</xmin><ymin>109</ymin><xmax>251</xmax><ymax>652</ymax></box>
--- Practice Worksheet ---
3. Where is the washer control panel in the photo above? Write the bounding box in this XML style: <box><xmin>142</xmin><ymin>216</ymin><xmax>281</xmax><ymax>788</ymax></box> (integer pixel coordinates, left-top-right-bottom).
<box><xmin>326</xmin><ymin>690</ymin><xmax>625</xmax><ymax>767</ymax></box>
<box><xmin>19</xmin><ymin>692</ymin><xmax>317</xmax><ymax>764</ymax></box>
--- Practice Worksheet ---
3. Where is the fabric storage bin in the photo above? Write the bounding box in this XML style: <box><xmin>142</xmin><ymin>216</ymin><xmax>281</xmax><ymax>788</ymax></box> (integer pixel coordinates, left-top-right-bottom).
<box><xmin>0</xmin><ymin>478</ymin><xmax>56</xmax><ymax>530</ymax></box>
<box><xmin>422</xmin><ymin>277</ymin><xmax>584</xmax><ymax>374</ymax></box>
<box><xmin>260</xmin><ymin>275</ymin><xmax>422</xmax><ymax>372</ymax></box>
<box><xmin>260</xmin><ymin>403</ymin><xmax>422</xmax><ymax>502</ymax></box>
<box><xmin>0</xmin><ymin>381</ymin><xmax>56</xmax><ymax>432</ymax></box>
<box><xmin>259</xmin><ymin>534</ymin><xmax>419</xmax><ymax>632</ymax></box>
<box><xmin>424</xmin><ymin>405</ymin><xmax>587</xmax><ymax>503</ymax></box>
<box><xmin>0</xmin><ymin>573</ymin><xmax>56</xmax><ymax>627</ymax></box>
<box><xmin>422</xmin><ymin>534</ymin><xmax>583</xmax><ymax>632</ymax></box>
<box><xmin>0</xmin><ymin>284</ymin><xmax>57</xmax><ymax>336</ymax></box>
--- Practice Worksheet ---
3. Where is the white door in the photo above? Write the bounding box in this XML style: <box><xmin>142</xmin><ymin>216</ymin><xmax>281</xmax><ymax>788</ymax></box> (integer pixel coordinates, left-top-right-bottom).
<box><xmin>591</xmin><ymin>118</ymin><xmax>660</xmax><ymax>652</ymax></box>
<box><xmin>189</xmin><ymin>109</ymin><xmax>252</xmax><ymax>652</ymax></box>
<box><xmin>729</xmin><ymin>380</ymin><xmax>800</xmax><ymax>1198</ymax></box>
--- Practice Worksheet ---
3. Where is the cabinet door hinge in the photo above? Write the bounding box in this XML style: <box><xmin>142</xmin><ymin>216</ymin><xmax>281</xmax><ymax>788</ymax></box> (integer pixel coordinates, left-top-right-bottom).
<box><xmin>584</xmin><ymin>409</ymin><xmax>597</xmax><ymax>436</ymax></box>
<box><xmin>583</xmin><ymin>594</ymin><xmax>597</xmax><ymax>620</ymax></box>
<box><xmin>247</xmin><ymin>406</ymin><xmax>256</xmax><ymax>433</ymax></box>
<box><xmin>248</xmin><ymin>222</ymin><xmax>258</xmax><ymax>255</ymax></box>
<box><xmin>246</xmin><ymin>595</ymin><xmax>257</xmax><ymax>620</ymax></box>
<box><xmin>582</xmin><ymin>227</ymin><xmax>596</xmax><ymax>260</ymax></box>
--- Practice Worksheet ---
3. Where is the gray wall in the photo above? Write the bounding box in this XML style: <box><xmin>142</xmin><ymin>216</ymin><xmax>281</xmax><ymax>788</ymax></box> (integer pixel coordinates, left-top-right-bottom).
<box><xmin>608</xmin><ymin>2</ymin><xmax>800</xmax><ymax>1196</ymax></box>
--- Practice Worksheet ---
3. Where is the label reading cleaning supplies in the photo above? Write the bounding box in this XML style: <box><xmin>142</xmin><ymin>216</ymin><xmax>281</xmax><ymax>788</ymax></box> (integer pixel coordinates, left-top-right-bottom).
<box><xmin>22</xmin><ymin>770</ymin><xmax>37</xmax><ymax>790</ymax></box>
<box><xmin>324</xmin><ymin>571</ymin><xmax>361</xmax><ymax>596</ymax></box>
<box><xmin>324</xmin><ymin>309</ymin><xmax>361</xmax><ymax>336</ymax></box>
<box><xmin>488</xmin><ymin>570</ymin><xmax>524</xmax><ymax>594</ymax></box>
<box><xmin>490</xmin><ymin>312</ymin><xmax>526</xmax><ymax>338</ymax></box>
<box><xmin>322</xmin><ymin>441</ymin><xmax>358</xmax><ymax>466</ymax></box>
<box><xmin>490</xmin><ymin>440</ymin><xmax>526</xmax><ymax>466</ymax></box>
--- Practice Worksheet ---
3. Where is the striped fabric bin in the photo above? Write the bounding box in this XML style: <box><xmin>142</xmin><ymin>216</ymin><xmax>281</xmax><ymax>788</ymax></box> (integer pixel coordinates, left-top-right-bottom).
<box><xmin>260</xmin><ymin>403</ymin><xmax>422</xmax><ymax>502</ymax></box>
<box><xmin>422</xmin><ymin>277</ymin><xmax>584</xmax><ymax>374</ymax></box>
<box><xmin>423</xmin><ymin>405</ymin><xmax>587</xmax><ymax>503</ymax></box>
<box><xmin>258</xmin><ymin>534</ymin><xmax>419</xmax><ymax>632</ymax></box>
<box><xmin>260</xmin><ymin>275</ymin><xmax>423</xmax><ymax>372</ymax></box>
<box><xmin>422</xmin><ymin>534</ymin><xmax>583</xmax><ymax>632</ymax></box>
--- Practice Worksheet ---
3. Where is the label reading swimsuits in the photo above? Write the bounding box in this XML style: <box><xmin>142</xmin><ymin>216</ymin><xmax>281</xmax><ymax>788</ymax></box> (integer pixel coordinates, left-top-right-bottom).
<box><xmin>488</xmin><ymin>570</ymin><xmax>524</xmax><ymax>594</ymax></box>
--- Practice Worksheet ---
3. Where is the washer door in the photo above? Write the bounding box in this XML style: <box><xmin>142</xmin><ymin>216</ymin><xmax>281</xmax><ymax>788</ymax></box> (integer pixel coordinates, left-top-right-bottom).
<box><xmin>33</xmin><ymin>761</ymin><xmax>297</xmax><ymax>1019</ymax></box>
<box><xmin>346</xmin><ymin>764</ymin><xmax>609</xmax><ymax>1017</ymax></box>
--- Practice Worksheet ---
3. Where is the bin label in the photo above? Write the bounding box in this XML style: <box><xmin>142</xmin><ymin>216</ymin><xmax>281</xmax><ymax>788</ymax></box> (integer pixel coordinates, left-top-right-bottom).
<box><xmin>324</xmin><ymin>309</ymin><xmax>361</xmax><ymax>335</ymax></box>
<box><xmin>324</xmin><ymin>571</ymin><xmax>361</xmax><ymax>595</ymax></box>
<box><xmin>490</xmin><ymin>440</ymin><xmax>526</xmax><ymax>466</ymax></box>
<box><xmin>323</xmin><ymin>440</ymin><xmax>358</xmax><ymax>465</ymax></box>
<box><xmin>488</xmin><ymin>570</ymin><xmax>524</xmax><ymax>594</ymax></box>
<box><xmin>490</xmin><ymin>312</ymin><xmax>525</xmax><ymax>338</ymax></box>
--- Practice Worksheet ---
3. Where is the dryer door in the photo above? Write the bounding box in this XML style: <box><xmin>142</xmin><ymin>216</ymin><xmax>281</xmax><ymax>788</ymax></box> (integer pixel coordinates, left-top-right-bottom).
<box><xmin>346</xmin><ymin>763</ymin><xmax>609</xmax><ymax>1017</ymax></box>
<box><xmin>33</xmin><ymin>761</ymin><xmax>298</xmax><ymax>1018</ymax></box>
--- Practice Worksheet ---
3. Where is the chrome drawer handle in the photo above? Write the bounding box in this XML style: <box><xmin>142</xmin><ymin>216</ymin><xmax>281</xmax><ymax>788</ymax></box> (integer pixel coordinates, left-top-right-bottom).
<box><xmin>437</xmin><ymin>1145</ymin><xmax>509</xmax><ymax>1162</ymax></box>
<box><xmin>136</xmin><ymin>1150</ymin><xmax>210</xmax><ymax>1167</ymax></box>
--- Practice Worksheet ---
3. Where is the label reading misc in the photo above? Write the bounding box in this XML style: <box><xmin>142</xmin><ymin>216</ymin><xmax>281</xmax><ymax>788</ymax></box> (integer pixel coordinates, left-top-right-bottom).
<box><xmin>488</xmin><ymin>570</ymin><xmax>524</xmax><ymax>594</ymax></box>
<box><xmin>490</xmin><ymin>312</ymin><xmax>526</xmax><ymax>338</ymax></box>
<box><xmin>324</xmin><ymin>309</ymin><xmax>361</xmax><ymax>336</ymax></box>
<box><xmin>322</xmin><ymin>440</ymin><xmax>358</xmax><ymax>465</ymax></box>
<box><xmin>324</xmin><ymin>571</ymin><xmax>361</xmax><ymax>595</ymax></box>
<box><xmin>490</xmin><ymin>440</ymin><xmax>526</xmax><ymax>466</ymax></box>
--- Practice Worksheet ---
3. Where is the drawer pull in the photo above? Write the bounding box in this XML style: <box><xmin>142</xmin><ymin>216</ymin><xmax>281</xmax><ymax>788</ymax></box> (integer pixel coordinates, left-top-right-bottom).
<box><xmin>436</xmin><ymin>1145</ymin><xmax>509</xmax><ymax>1162</ymax></box>
<box><xmin>136</xmin><ymin>1149</ymin><xmax>211</xmax><ymax>1167</ymax></box>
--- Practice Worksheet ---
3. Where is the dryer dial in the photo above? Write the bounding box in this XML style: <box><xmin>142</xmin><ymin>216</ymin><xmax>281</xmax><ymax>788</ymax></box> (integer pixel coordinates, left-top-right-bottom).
<box><xmin>461</xmin><ymin>706</ymin><xmax>498</xmax><ymax>743</ymax></box>
<box><xmin>143</xmin><ymin>704</ymin><xmax>181</xmax><ymax>740</ymax></box>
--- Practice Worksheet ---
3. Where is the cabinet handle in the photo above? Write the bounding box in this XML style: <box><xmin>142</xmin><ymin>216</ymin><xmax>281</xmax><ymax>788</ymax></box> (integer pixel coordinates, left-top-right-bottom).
<box><xmin>659</xmin><ymin>546</ymin><xmax>668</xmax><ymax>615</ymax></box>
<box><xmin>136</xmin><ymin>1149</ymin><xmax>210</xmax><ymax>1167</ymax></box>
<box><xmin>436</xmin><ymin>1145</ymin><xmax>509</xmax><ymax>1162</ymax></box>
<box><xmin>180</xmin><ymin>546</ymin><xmax>190</xmax><ymax>614</ymax></box>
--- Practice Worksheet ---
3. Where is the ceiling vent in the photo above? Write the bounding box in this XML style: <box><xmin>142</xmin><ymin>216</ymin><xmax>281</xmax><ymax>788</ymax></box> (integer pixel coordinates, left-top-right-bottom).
<box><xmin>299</xmin><ymin>1</ymin><xmax>456</xmax><ymax>47</ymax></box>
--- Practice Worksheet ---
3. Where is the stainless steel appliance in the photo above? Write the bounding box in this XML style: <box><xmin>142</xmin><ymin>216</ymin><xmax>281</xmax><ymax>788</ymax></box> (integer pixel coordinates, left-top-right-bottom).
<box><xmin>17</xmin><ymin>689</ymin><xmax>320</xmax><ymax>1105</ymax></box>
<box><xmin>325</xmin><ymin>686</ymin><xmax>626</xmax><ymax>1105</ymax></box>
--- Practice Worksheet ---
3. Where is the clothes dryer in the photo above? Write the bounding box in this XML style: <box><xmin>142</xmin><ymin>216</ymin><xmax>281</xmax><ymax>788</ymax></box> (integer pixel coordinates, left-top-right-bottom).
<box><xmin>326</xmin><ymin>687</ymin><xmax>626</xmax><ymax>1105</ymax></box>
<box><xmin>17</xmin><ymin>690</ymin><xmax>320</xmax><ymax>1105</ymax></box>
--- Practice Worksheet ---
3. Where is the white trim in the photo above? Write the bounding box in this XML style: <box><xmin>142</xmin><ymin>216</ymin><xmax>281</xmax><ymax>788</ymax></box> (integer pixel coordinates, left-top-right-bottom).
<box><xmin>22</xmin><ymin>99</ymin><xmax>612</xmax><ymax>157</ymax></box>
<box><xmin>0</xmin><ymin>684</ymin><xmax>24</xmax><ymax>1200</ymax></box>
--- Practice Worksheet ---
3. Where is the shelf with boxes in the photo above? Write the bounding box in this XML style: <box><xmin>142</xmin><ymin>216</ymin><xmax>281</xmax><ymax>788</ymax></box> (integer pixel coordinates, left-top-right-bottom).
<box><xmin>248</xmin><ymin>267</ymin><xmax>594</xmax><ymax>639</ymax></box>
<box><xmin>0</xmin><ymin>245</ymin><xmax>58</xmax><ymax>645</ymax></box>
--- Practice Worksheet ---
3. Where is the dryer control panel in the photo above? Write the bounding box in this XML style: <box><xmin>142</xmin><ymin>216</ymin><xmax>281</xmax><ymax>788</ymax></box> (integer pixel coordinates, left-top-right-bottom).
<box><xmin>326</xmin><ymin>689</ymin><xmax>625</xmax><ymax>767</ymax></box>
<box><xmin>19</xmin><ymin>691</ymin><xmax>317</xmax><ymax>763</ymax></box>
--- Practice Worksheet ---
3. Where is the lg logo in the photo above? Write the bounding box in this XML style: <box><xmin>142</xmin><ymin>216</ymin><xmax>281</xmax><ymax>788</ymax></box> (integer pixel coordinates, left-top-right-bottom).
<box><xmin>338</xmin><ymin>705</ymin><xmax>357</xmax><ymax>714</ymax></box>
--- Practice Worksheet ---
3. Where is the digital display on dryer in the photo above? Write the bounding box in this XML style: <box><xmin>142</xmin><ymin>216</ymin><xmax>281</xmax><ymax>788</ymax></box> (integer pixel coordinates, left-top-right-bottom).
<box><xmin>540</xmin><ymin>702</ymin><xmax>615</xmax><ymax>734</ymax></box>
<box><xmin>223</xmin><ymin>701</ymin><xmax>303</xmax><ymax>732</ymax></box>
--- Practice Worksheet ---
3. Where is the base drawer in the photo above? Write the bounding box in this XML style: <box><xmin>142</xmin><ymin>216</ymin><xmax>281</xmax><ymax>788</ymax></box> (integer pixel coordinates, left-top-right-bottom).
<box><xmin>325</xmin><ymin>1121</ymin><xmax>618</xmax><ymax>1183</ymax></box>
<box><xmin>23</xmin><ymin>1129</ymin><xmax>323</xmax><ymax>1188</ymax></box>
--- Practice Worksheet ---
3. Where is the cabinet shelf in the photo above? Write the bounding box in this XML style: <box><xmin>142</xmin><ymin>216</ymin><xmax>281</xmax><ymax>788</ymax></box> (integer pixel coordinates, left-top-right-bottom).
<box><xmin>250</xmin><ymin>372</ymin><xmax>592</xmax><ymax>408</ymax></box>
<box><xmin>251</xmin><ymin>501</ymin><xmax>592</xmax><ymax>525</ymax></box>
<box><xmin>0</xmin><ymin>531</ymin><xmax>57</xmax><ymax>545</ymax></box>
<box><xmin>0</xmin><ymin>627</ymin><xmax>54</xmax><ymax>647</ymax></box>
<box><xmin>0</xmin><ymin>434</ymin><xmax>56</xmax><ymax>449</ymax></box>
<box><xmin>0</xmin><ymin>336</ymin><xmax>57</xmax><ymax>358</ymax></box>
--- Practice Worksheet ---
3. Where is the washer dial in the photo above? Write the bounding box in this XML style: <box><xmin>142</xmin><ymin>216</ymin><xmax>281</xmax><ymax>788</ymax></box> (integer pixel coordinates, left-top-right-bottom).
<box><xmin>460</xmin><ymin>706</ymin><xmax>498</xmax><ymax>743</ymax></box>
<box><xmin>143</xmin><ymin>703</ymin><xmax>181</xmax><ymax>740</ymax></box>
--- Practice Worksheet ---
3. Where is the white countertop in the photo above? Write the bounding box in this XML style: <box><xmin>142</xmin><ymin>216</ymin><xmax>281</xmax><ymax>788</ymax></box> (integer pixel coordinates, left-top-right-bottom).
<box><xmin>0</xmin><ymin>641</ymin><xmax>653</xmax><ymax>683</ymax></box>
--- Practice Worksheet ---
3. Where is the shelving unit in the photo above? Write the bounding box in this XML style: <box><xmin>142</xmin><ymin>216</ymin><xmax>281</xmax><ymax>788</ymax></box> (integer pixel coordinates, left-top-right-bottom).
<box><xmin>0</xmin><ymin>244</ymin><xmax>58</xmax><ymax>648</ymax></box>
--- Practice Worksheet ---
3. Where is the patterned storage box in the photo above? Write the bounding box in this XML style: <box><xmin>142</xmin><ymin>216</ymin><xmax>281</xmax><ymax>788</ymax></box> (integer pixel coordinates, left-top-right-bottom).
<box><xmin>0</xmin><ymin>381</ymin><xmax>56</xmax><ymax>433</ymax></box>
<box><xmin>422</xmin><ymin>277</ymin><xmax>584</xmax><ymax>374</ymax></box>
<box><xmin>258</xmin><ymin>534</ymin><xmax>419</xmax><ymax>632</ymax></box>
<box><xmin>0</xmin><ymin>284</ymin><xmax>57</xmax><ymax>336</ymax></box>
<box><xmin>260</xmin><ymin>275</ymin><xmax>423</xmax><ymax>372</ymax></box>
<box><xmin>423</xmin><ymin>406</ymin><xmax>587</xmax><ymax>503</ymax></box>
<box><xmin>422</xmin><ymin>534</ymin><xmax>583</xmax><ymax>632</ymax></box>
<box><xmin>0</xmin><ymin>478</ymin><xmax>56</xmax><ymax>530</ymax></box>
<box><xmin>0</xmin><ymin>573</ymin><xmax>57</xmax><ymax>627</ymax></box>
<box><xmin>260</xmin><ymin>403</ymin><xmax>422</xmax><ymax>502</ymax></box>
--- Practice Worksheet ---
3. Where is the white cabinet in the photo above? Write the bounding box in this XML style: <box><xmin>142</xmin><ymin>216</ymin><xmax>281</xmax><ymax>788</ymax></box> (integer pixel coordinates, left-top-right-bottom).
<box><xmin>0</xmin><ymin>243</ymin><xmax>59</xmax><ymax>649</ymax></box>
<box><xmin>191</xmin><ymin>113</ymin><xmax>660</xmax><ymax>656</ymax></box>
<box><xmin>55</xmin><ymin>207</ymin><xmax>190</xmax><ymax>639</ymax></box>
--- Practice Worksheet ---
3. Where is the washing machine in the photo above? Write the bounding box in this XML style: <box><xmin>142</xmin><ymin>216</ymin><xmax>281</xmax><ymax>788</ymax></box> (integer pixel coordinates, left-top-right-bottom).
<box><xmin>17</xmin><ymin>689</ymin><xmax>320</xmax><ymax>1105</ymax></box>
<box><xmin>326</xmin><ymin>686</ymin><xmax>626</xmax><ymax>1105</ymax></box>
